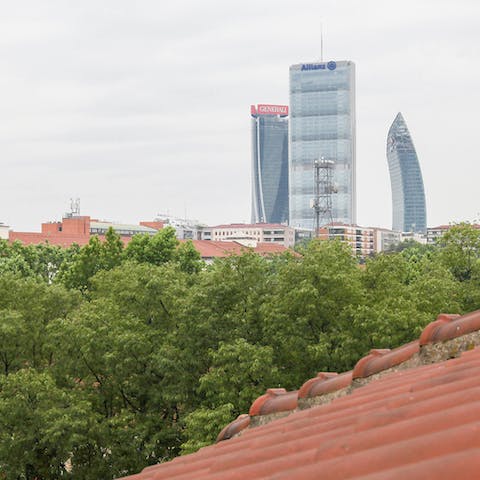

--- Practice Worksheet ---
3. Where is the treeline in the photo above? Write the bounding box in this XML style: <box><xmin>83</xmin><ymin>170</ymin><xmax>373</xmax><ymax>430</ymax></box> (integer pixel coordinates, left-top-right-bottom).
<box><xmin>0</xmin><ymin>224</ymin><xmax>479</xmax><ymax>479</ymax></box>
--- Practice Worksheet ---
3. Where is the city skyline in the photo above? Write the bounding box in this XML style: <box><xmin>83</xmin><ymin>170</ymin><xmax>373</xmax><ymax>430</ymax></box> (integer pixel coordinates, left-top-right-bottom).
<box><xmin>0</xmin><ymin>1</ymin><xmax>479</xmax><ymax>232</ymax></box>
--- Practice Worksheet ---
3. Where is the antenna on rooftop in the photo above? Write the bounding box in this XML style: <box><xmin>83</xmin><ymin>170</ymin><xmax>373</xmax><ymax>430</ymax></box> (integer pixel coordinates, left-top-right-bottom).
<box><xmin>320</xmin><ymin>22</ymin><xmax>324</xmax><ymax>62</ymax></box>
<box><xmin>310</xmin><ymin>157</ymin><xmax>336</xmax><ymax>236</ymax></box>
<box><xmin>70</xmin><ymin>198</ymin><xmax>80</xmax><ymax>216</ymax></box>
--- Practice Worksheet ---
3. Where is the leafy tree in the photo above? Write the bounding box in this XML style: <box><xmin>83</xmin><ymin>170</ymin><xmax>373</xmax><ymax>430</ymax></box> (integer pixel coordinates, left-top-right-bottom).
<box><xmin>0</xmin><ymin>369</ymin><xmax>94</xmax><ymax>480</ymax></box>
<box><xmin>100</xmin><ymin>227</ymin><xmax>124</xmax><ymax>270</ymax></box>
<box><xmin>0</xmin><ymin>310</ymin><xmax>26</xmax><ymax>376</ymax></box>
<box><xmin>198</xmin><ymin>339</ymin><xmax>279</xmax><ymax>413</ymax></box>
<box><xmin>180</xmin><ymin>404</ymin><xmax>235</xmax><ymax>455</ymax></box>
<box><xmin>124</xmin><ymin>227</ymin><xmax>178</xmax><ymax>265</ymax></box>
<box><xmin>0</xmin><ymin>274</ymin><xmax>80</xmax><ymax>370</ymax></box>
<box><xmin>0</xmin><ymin>240</ymin><xmax>34</xmax><ymax>277</ymax></box>
<box><xmin>57</xmin><ymin>228</ymin><xmax>124</xmax><ymax>292</ymax></box>
<box><xmin>438</xmin><ymin>222</ymin><xmax>480</xmax><ymax>281</ymax></box>
<box><xmin>89</xmin><ymin>262</ymin><xmax>188</xmax><ymax>328</ymax></box>
<box><xmin>262</xmin><ymin>240</ymin><xmax>364</xmax><ymax>383</ymax></box>
<box><xmin>176</xmin><ymin>240</ymin><xmax>203</xmax><ymax>274</ymax></box>
<box><xmin>0</xmin><ymin>240</ymin><xmax>70</xmax><ymax>282</ymax></box>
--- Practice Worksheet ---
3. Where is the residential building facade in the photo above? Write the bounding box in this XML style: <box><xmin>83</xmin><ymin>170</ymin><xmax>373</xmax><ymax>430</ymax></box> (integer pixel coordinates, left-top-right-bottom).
<box><xmin>202</xmin><ymin>223</ymin><xmax>295</xmax><ymax>248</ymax></box>
<box><xmin>426</xmin><ymin>224</ymin><xmax>480</xmax><ymax>245</ymax></box>
<box><xmin>289</xmin><ymin>60</ymin><xmax>356</xmax><ymax>229</ymax></box>
<box><xmin>318</xmin><ymin>223</ymin><xmax>374</xmax><ymax>258</ymax></box>
<box><xmin>386</xmin><ymin>112</ymin><xmax>427</xmax><ymax>233</ymax></box>
<box><xmin>154</xmin><ymin>213</ymin><xmax>206</xmax><ymax>240</ymax></box>
<box><xmin>373</xmin><ymin>228</ymin><xmax>403</xmax><ymax>253</ymax></box>
<box><xmin>0</xmin><ymin>223</ymin><xmax>9</xmax><ymax>240</ymax></box>
<box><xmin>251</xmin><ymin>104</ymin><xmax>289</xmax><ymax>224</ymax></box>
<box><xmin>9</xmin><ymin>215</ymin><xmax>162</xmax><ymax>246</ymax></box>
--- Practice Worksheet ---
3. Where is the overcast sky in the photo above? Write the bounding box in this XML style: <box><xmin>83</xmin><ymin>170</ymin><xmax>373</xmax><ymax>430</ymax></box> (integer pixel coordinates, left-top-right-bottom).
<box><xmin>1</xmin><ymin>0</ymin><xmax>479</xmax><ymax>231</ymax></box>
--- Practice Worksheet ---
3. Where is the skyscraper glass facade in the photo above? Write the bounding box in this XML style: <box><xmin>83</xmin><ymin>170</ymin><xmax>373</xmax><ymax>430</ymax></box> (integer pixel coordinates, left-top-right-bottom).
<box><xmin>289</xmin><ymin>60</ymin><xmax>356</xmax><ymax>229</ymax></box>
<box><xmin>386</xmin><ymin>112</ymin><xmax>426</xmax><ymax>233</ymax></box>
<box><xmin>251</xmin><ymin>105</ymin><xmax>289</xmax><ymax>224</ymax></box>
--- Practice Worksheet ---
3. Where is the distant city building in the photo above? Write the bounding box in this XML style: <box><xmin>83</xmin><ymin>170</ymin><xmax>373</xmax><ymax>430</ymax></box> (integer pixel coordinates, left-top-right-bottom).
<box><xmin>202</xmin><ymin>223</ymin><xmax>295</xmax><ymax>248</ymax></box>
<box><xmin>189</xmin><ymin>240</ymin><xmax>294</xmax><ymax>264</ymax></box>
<box><xmin>317</xmin><ymin>224</ymin><xmax>414</xmax><ymax>257</ymax></box>
<box><xmin>399</xmin><ymin>231</ymin><xmax>427</xmax><ymax>245</ymax></box>
<box><xmin>426</xmin><ymin>225</ymin><xmax>450</xmax><ymax>245</ymax></box>
<box><xmin>0</xmin><ymin>222</ymin><xmax>10</xmax><ymax>240</ymax></box>
<box><xmin>7</xmin><ymin>215</ymin><xmax>293</xmax><ymax>262</ymax></box>
<box><xmin>154</xmin><ymin>213</ymin><xmax>206</xmax><ymax>240</ymax></box>
<box><xmin>386</xmin><ymin>112</ymin><xmax>427</xmax><ymax>233</ymax></box>
<box><xmin>426</xmin><ymin>224</ymin><xmax>480</xmax><ymax>245</ymax></box>
<box><xmin>318</xmin><ymin>223</ymin><xmax>374</xmax><ymax>258</ymax></box>
<box><xmin>289</xmin><ymin>60</ymin><xmax>356</xmax><ymax>229</ymax></box>
<box><xmin>251</xmin><ymin>104</ymin><xmax>289</xmax><ymax>224</ymax></box>
<box><xmin>373</xmin><ymin>227</ymin><xmax>403</xmax><ymax>253</ymax></box>
<box><xmin>9</xmin><ymin>215</ymin><xmax>162</xmax><ymax>247</ymax></box>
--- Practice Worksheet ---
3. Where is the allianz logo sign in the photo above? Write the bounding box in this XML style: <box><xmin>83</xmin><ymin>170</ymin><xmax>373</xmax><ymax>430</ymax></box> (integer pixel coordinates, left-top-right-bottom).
<box><xmin>301</xmin><ymin>61</ymin><xmax>337</xmax><ymax>71</ymax></box>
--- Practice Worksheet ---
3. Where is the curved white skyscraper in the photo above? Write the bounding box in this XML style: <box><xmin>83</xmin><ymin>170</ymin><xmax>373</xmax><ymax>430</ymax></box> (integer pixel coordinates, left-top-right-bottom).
<box><xmin>289</xmin><ymin>60</ymin><xmax>356</xmax><ymax>229</ymax></box>
<box><xmin>386</xmin><ymin>112</ymin><xmax>427</xmax><ymax>233</ymax></box>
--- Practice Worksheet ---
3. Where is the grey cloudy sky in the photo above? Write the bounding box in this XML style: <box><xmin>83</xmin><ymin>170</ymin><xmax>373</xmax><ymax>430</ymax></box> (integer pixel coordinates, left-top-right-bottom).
<box><xmin>1</xmin><ymin>0</ymin><xmax>479</xmax><ymax>231</ymax></box>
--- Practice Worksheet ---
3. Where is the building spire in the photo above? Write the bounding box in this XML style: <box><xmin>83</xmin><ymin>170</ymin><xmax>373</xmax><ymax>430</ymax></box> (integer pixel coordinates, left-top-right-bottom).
<box><xmin>320</xmin><ymin>22</ymin><xmax>324</xmax><ymax>62</ymax></box>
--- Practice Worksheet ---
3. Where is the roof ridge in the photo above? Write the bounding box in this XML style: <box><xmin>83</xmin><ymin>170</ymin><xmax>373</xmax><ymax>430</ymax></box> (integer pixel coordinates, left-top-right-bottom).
<box><xmin>217</xmin><ymin>309</ymin><xmax>480</xmax><ymax>441</ymax></box>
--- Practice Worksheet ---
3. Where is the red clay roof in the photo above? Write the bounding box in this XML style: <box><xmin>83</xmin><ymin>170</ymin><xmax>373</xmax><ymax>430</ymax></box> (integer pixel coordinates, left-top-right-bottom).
<box><xmin>116</xmin><ymin>309</ymin><xmax>480</xmax><ymax>480</ymax></box>
<box><xmin>190</xmin><ymin>240</ymin><xmax>291</xmax><ymax>258</ymax></box>
<box><xmin>9</xmin><ymin>234</ymin><xmax>291</xmax><ymax>259</ymax></box>
<box><xmin>9</xmin><ymin>232</ymin><xmax>92</xmax><ymax>247</ymax></box>
<box><xmin>9</xmin><ymin>232</ymin><xmax>133</xmax><ymax>247</ymax></box>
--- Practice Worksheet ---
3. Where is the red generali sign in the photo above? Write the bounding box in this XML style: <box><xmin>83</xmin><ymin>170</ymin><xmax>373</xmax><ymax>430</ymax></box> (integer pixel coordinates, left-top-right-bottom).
<box><xmin>252</xmin><ymin>104</ymin><xmax>289</xmax><ymax>116</ymax></box>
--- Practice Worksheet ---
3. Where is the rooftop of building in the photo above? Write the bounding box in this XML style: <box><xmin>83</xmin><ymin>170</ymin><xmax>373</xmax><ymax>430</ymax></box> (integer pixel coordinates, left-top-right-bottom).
<box><xmin>209</xmin><ymin>223</ymin><xmax>291</xmax><ymax>230</ymax></box>
<box><xmin>90</xmin><ymin>221</ymin><xmax>158</xmax><ymax>233</ymax></box>
<box><xmin>190</xmin><ymin>240</ymin><xmax>292</xmax><ymax>258</ymax></box>
<box><xmin>428</xmin><ymin>224</ymin><xmax>480</xmax><ymax>231</ymax></box>
<box><xmin>116</xmin><ymin>309</ymin><xmax>480</xmax><ymax>479</ymax></box>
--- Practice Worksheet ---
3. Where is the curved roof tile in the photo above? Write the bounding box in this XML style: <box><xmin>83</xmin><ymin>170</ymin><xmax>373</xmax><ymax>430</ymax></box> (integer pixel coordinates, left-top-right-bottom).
<box><xmin>298</xmin><ymin>372</ymin><xmax>351</xmax><ymax>399</ymax></box>
<box><xmin>352</xmin><ymin>342</ymin><xmax>419</xmax><ymax>379</ymax></box>
<box><xmin>249</xmin><ymin>388</ymin><xmax>298</xmax><ymax>416</ymax></box>
<box><xmin>420</xmin><ymin>312</ymin><xmax>476</xmax><ymax>345</ymax></box>
<box><xmin>216</xmin><ymin>414</ymin><xmax>250</xmax><ymax>442</ymax></box>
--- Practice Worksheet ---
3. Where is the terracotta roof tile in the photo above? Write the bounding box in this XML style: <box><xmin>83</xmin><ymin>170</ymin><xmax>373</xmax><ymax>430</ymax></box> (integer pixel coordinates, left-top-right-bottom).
<box><xmin>298</xmin><ymin>371</ymin><xmax>351</xmax><ymax>399</ymax></box>
<box><xmin>216</xmin><ymin>414</ymin><xmax>250</xmax><ymax>442</ymax></box>
<box><xmin>248</xmin><ymin>389</ymin><xmax>298</xmax><ymax>416</ymax></box>
<box><xmin>352</xmin><ymin>342</ymin><xmax>420</xmax><ymax>379</ymax></box>
<box><xmin>189</xmin><ymin>240</ymin><xmax>293</xmax><ymax>259</ymax></box>
<box><xmin>116</xmin><ymin>310</ymin><xmax>480</xmax><ymax>479</ymax></box>
<box><xmin>419</xmin><ymin>311</ymin><xmax>478</xmax><ymax>344</ymax></box>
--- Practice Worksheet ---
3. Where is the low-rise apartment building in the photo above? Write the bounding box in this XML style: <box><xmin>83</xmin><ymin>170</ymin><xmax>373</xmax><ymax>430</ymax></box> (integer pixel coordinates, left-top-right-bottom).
<box><xmin>202</xmin><ymin>223</ymin><xmax>295</xmax><ymax>248</ymax></box>
<box><xmin>318</xmin><ymin>223</ymin><xmax>375</xmax><ymax>258</ymax></box>
<box><xmin>9</xmin><ymin>215</ymin><xmax>162</xmax><ymax>246</ymax></box>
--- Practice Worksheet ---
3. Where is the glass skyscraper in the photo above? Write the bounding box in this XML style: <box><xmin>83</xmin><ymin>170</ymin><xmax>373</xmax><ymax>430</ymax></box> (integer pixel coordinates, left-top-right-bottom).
<box><xmin>289</xmin><ymin>60</ymin><xmax>356</xmax><ymax>229</ymax></box>
<box><xmin>251</xmin><ymin>104</ymin><xmax>289</xmax><ymax>224</ymax></box>
<box><xmin>386</xmin><ymin>112</ymin><xmax>426</xmax><ymax>233</ymax></box>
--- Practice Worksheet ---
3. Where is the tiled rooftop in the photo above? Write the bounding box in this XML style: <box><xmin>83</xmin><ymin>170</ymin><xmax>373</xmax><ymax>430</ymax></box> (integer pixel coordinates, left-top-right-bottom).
<box><xmin>9</xmin><ymin>234</ymin><xmax>291</xmax><ymax>259</ymax></box>
<box><xmin>117</xmin><ymin>309</ymin><xmax>480</xmax><ymax>480</ymax></box>
<box><xmin>190</xmin><ymin>240</ymin><xmax>290</xmax><ymax>258</ymax></box>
